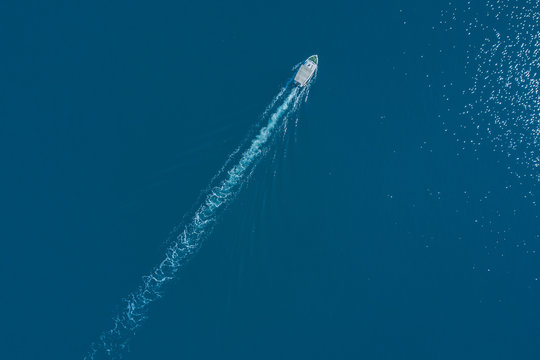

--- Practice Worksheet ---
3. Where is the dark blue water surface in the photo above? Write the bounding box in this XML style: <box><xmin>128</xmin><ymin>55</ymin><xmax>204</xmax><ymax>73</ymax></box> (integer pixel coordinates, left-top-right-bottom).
<box><xmin>2</xmin><ymin>0</ymin><xmax>539</xmax><ymax>359</ymax></box>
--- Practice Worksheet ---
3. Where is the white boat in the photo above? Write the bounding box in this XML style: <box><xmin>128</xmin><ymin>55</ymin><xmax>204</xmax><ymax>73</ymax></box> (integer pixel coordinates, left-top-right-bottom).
<box><xmin>294</xmin><ymin>55</ymin><xmax>318</xmax><ymax>87</ymax></box>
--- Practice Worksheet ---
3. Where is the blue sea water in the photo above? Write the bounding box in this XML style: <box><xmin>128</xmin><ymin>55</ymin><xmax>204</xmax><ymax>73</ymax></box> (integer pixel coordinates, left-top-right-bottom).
<box><xmin>1</xmin><ymin>0</ymin><xmax>539</xmax><ymax>359</ymax></box>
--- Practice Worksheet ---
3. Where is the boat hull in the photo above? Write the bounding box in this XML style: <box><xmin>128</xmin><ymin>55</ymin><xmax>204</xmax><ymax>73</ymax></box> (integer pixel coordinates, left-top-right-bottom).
<box><xmin>294</xmin><ymin>55</ymin><xmax>318</xmax><ymax>87</ymax></box>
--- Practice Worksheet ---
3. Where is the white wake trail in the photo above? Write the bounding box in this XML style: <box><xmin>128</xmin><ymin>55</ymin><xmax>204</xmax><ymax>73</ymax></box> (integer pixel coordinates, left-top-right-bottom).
<box><xmin>86</xmin><ymin>85</ymin><xmax>306</xmax><ymax>359</ymax></box>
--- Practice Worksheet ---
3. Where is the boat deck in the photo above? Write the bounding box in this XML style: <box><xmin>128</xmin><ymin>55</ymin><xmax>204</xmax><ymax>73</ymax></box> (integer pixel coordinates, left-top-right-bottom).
<box><xmin>294</xmin><ymin>66</ymin><xmax>313</xmax><ymax>86</ymax></box>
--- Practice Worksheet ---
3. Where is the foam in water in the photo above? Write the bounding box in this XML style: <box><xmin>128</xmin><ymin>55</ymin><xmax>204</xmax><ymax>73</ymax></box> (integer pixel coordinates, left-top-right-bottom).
<box><xmin>85</xmin><ymin>77</ymin><xmax>314</xmax><ymax>359</ymax></box>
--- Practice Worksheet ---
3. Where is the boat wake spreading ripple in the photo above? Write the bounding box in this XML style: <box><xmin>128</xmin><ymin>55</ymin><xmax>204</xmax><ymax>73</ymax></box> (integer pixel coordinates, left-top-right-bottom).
<box><xmin>85</xmin><ymin>78</ymin><xmax>313</xmax><ymax>359</ymax></box>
